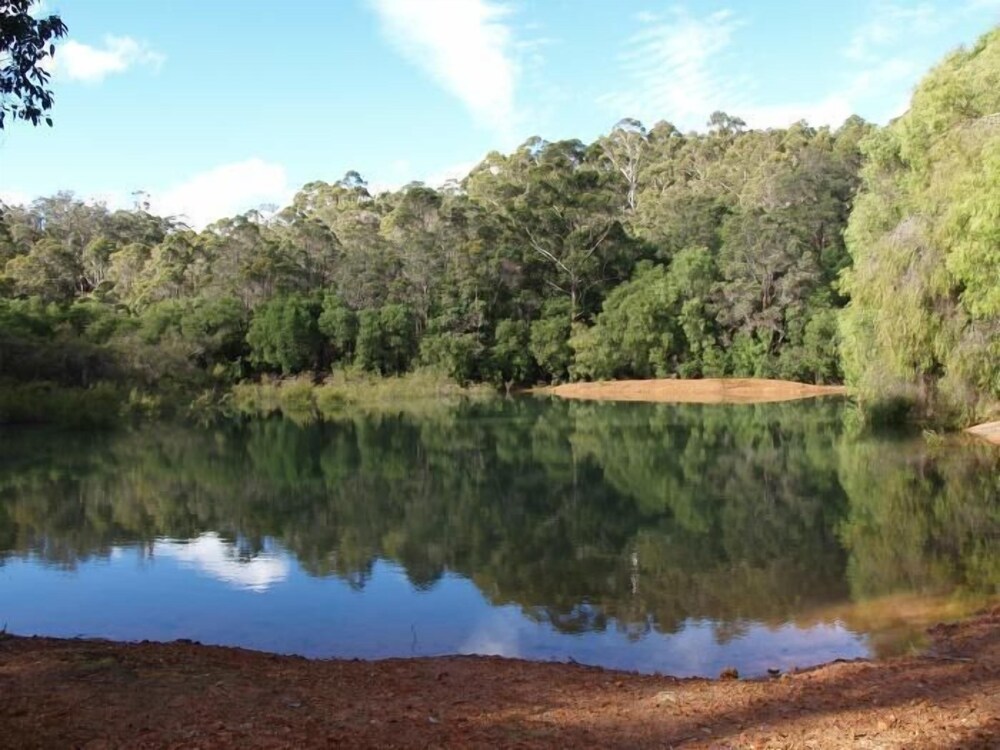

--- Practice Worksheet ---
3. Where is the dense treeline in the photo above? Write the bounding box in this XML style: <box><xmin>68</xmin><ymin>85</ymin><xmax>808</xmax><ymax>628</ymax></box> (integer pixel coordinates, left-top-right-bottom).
<box><xmin>0</xmin><ymin>116</ymin><xmax>867</xmax><ymax>399</ymax></box>
<box><xmin>1</xmin><ymin>27</ymin><xmax>998</xmax><ymax>425</ymax></box>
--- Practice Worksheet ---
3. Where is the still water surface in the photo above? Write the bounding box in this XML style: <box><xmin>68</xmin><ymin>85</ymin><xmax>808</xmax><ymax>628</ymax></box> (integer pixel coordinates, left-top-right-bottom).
<box><xmin>0</xmin><ymin>398</ymin><xmax>996</xmax><ymax>677</ymax></box>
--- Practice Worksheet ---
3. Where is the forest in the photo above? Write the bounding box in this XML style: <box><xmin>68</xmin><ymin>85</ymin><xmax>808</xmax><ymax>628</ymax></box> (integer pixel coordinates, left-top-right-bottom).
<box><xmin>1</xmin><ymin>21</ymin><xmax>998</xmax><ymax>428</ymax></box>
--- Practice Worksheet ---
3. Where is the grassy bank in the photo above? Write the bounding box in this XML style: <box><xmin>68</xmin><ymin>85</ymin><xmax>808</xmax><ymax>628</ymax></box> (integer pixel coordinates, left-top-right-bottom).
<box><xmin>228</xmin><ymin>369</ymin><xmax>496</xmax><ymax>422</ymax></box>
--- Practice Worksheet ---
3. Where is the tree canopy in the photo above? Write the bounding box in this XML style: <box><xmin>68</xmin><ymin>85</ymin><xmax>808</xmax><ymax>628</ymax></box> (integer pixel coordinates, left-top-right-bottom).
<box><xmin>0</xmin><ymin>0</ymin><xmax>67</xmax><ymax>129</ymax></box>
<box><xmin>840</xmin><ymin>27</ymin><xmax>1000</xmax><ymax>424</ymax></box>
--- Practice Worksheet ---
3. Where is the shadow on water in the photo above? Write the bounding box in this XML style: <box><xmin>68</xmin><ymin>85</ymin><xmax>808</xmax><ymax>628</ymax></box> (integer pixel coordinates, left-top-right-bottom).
<box><xmin>0</xmin><ymin>398</ymin><xmax>996</xmax><ymax>672</ymax></box>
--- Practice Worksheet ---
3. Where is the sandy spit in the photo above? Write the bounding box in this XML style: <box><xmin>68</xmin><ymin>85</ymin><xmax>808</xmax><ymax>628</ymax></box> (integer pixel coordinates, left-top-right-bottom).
<box><xmin>534</xmin><ymin>378</ymin><xmax>848</xmax><ymax>405</ymax></box>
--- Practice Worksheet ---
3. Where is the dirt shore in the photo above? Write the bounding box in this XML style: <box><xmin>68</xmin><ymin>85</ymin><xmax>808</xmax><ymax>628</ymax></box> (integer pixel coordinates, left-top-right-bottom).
<box><xmin>536</xmin><ymin>378</ymin><xmax>847</xmax><ymax>405</ymax></box>
<box><xmin>1</xmin><ymin>606</ymin><xmax>997</xmax><ymax>749</ymax></box>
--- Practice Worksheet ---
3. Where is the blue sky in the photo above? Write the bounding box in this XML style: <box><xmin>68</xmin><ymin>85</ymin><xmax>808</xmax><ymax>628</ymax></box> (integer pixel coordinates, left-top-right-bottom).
<box><xmin>1</xmin><ymin>0</ymin><xmax>998</xmax><ymax>227</ymax></box>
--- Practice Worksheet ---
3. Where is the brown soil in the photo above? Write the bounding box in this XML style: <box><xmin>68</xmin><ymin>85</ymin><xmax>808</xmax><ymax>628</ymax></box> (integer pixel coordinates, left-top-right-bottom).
<box><xmin>966</xmin><ymin>421</ymin><xmax>1000</xmax><ymax>446</ymax></box>
<box><xmin>2</xmin><ymin>606</ymin><xmax>997</xmax><ymax>749</ymax></box>
<box><xmin>536</xmin><ymin>378</ymin><xmax>847</xmax><ymax>405</ymax></box>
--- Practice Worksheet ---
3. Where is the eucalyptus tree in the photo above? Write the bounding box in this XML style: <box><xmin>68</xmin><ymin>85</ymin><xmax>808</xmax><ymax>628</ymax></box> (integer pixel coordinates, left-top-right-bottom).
<box><xmin>0</xmin><ymin>0</ymin><xmax>67</xmax><ymax>128</ymax></box>
<box><xmin>380</xmin><ymin>183</ymin><xmax>446</xmax><ymax>332</ymax></box>
<box><xmin>467</xmin><ymin>137</ymin><xmax>638</xmax><ymax>323</ymax></box>
<box><xmin>290</xmin><ymin>178</ymin><xmax>396</xmax><ymax>310</ymax></box>
<box><xmin>598</xmin><ymin>118</ymin><xmax>648</xmax><ymax>214</ymax></box>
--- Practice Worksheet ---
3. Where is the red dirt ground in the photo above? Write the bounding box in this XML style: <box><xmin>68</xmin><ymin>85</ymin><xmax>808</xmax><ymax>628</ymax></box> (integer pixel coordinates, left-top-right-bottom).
<box><xmin>1</xmin><ymin>605</ymin><xmax>997</xmax><ymax>749</ymax></box>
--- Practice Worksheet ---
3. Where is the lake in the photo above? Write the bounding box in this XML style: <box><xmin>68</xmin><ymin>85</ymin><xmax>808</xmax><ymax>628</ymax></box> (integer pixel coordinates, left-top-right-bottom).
<box><xmin>0</xmin><ymin>397</ymin><xmax>996</xmax><ymax>677</ymax></box>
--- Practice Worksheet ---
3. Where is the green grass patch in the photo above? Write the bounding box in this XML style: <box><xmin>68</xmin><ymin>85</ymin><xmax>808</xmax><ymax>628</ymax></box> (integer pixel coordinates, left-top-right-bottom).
<box><xmin>229</xmin><ymin>369</ymin><xmax>495</xmax><ymax>421</ymax></box>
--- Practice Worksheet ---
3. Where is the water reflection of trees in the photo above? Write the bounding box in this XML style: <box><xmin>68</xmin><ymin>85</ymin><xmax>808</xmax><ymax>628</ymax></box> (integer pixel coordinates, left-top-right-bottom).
<box><xmin>837</xmin><ymin>439</ymin><xmax>999</xmax><ymax>600</ymax></box>
<box><xmin>0</xmin><ymin>400</ymin><xmax>996</xmax><ymax>635</ymax></box>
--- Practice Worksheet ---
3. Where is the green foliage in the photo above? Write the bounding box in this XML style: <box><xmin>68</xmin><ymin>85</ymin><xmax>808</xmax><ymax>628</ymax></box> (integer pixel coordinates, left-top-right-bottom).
<box><xmin>378</xmin><ymin>304</ymin><xmax>419</xmax><ymax>374</ymax></box>
<box><xmin>246</xmin><ymin>293</ymin><xmax>320</xmax><ymax>375</ymax></box>
<box><xmin>488</xmin><ymin>319</ymin><xmax>535</xmax><ymax>388</ymax></box>
<box><xmin>571</xmin><ymin>262</ymin><xmax>679</xmax><ymax>380</ymax></box>
<box><xmin>317</xmin><ymin>291</ymin><xmax>357</xmax><ymax>364</ymax></box>
<box><xmin>419</xmin><ymin>332</ymin><xmax>483</xmax><ymax>385</ymax></box>
<box><xmin>529</xmin><ymin>302</ymin><xmax>572</xmax><ymax>382</ymax></box>
<box><xmin>841</xmin><ymin>28</ymin><xmax>1000</xmax><ymax>424</ymax></box>
<box><xmin>354</xmin><ymin>304</ymin><xmax>418</xmax><ymax>375</ymax></box>
<box><xmin>0</xmin><ymin>1</ymin><xmax>67</xmax><ymax>128</ymax></box>
<box><xmin>4</xmin><ymin>238</ymin><xmax>80</xmax><ymax>301</ymax></box>
<box><xmin>229</xmin><ymin>370</ymin><xmax>493</xmax><ymax>420</ymax></box>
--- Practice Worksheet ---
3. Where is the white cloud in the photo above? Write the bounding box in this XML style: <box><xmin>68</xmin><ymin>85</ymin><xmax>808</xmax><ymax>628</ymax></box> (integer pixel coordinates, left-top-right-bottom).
<box><xmin>742</xmin><ymin>96</ymin><xmax>855</xmax><ymax>130</ymax></box>
<box><xmin>149</xmin><ymin>158</ymin><xmax>293</xmax><ymax>229</ymax></box>
<box><xmin>600</xmin><ymin>8</ymin><xmax>747</xmax><ymax>130</ymax></box>
<box><xmin>369</xmin><ymin>0</ymin><xmax>518</xmax><ymax>134</ymax></box>
<box><xmin>155</xmin><ymin>533</ymin><xmax>290</xmax><ymax>593</ymax></box>
<box><xmin>845</xmin><ymin>2</ymin><xmax>941</xmax><ymax>61</ymax></box>
<box><xmin>744</xmin><ymin>55</ymin><xmax>920</xmax><ymax>129</ymax></box>
<box><xmin>0</xmin><ymin>190</ymin><xmax>31</xmax><ymax>207</ymax></box>
<box><xmin>367</xmin><ymin>158</ymin><xmax>479</xmax><ymax>195</ymax></box>
<box><xmin>56</xmin><ymin>35</ymin><xmax>165</xmax><ymax>83</ymax></box>
<box><xmin>424</xmin><ymin>159</ymin><xmax>477</xmax><ymax>188</ymax></box>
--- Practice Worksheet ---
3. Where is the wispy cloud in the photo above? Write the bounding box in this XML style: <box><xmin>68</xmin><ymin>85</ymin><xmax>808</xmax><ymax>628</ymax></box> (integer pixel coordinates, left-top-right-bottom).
<box><xmin>601</xmin><ymin>3</ymin><xmax>954</xmax><ymax>131</ymax></box>
<box><xmin>368</xmin><ymin>0</ymin><xmax>518</xmax><ymax>134</ymax></box>
<box><xmin>600</xmin><ymin>8</ymin><xmax>747</xmax><ymax>131</ymax></box>
<box><xmin>150</xmin><ymin>158</ymin><xmax>293</xmax><ymax>229</ymax></box>
<box><xmin>56</xmin><ymin>35</ymin><xmax>165</xmax><ymax>83</ymax></box>
<box><xmin>845</xmin><ymin>2</ymin><xmax>942</xmax><ymax>61</ymax></box>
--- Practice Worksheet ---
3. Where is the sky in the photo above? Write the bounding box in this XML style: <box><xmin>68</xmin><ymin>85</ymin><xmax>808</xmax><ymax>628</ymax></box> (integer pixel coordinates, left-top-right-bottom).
<box><xmin>1</xmin><ymin>0</ymin><xmax>999</xmax><ymax>227</ymax></box>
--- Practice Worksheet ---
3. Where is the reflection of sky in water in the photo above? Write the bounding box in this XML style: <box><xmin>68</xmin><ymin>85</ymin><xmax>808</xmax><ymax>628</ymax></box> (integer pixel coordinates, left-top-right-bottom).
<box><xmin>0</xmin><ymin>535</ymin><xmax>868</xmax><ymax>677</ymax></box>
<box><xmin>154</xmin><ymin>534</ymin><xmax>290</xmax><ymax>592</ymax></box>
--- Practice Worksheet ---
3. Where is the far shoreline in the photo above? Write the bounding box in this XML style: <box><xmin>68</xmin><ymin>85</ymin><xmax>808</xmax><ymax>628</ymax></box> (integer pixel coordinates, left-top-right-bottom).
<box><xmin>532</xmin><ymin>377</ymin><xmax>848</xmax><ymax>405</ymax></box>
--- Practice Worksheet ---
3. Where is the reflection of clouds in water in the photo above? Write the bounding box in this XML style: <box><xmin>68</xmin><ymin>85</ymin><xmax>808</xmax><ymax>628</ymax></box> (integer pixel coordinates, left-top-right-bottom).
<box><xmin>459</xmin><ymin>610</ymin><xmax>523</xmax><ymax>658</ymax></box>
<box><xmin>661</xmin><ymin>619</ymin><xmax>868</xmax><ymax>677</ymax></box>
<box><xmin>155</xmin><ymin>533</ymin><xmax>289</xmax><ymax>592</ymax></box>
